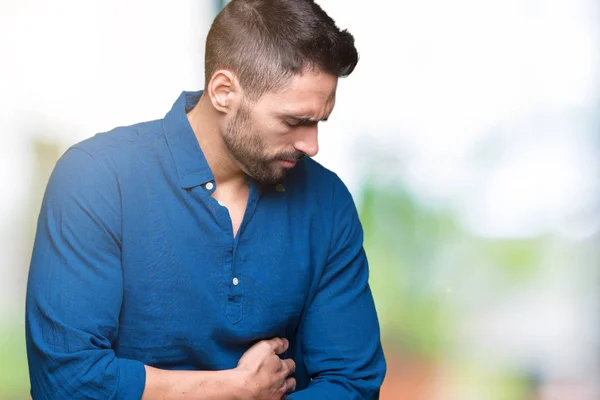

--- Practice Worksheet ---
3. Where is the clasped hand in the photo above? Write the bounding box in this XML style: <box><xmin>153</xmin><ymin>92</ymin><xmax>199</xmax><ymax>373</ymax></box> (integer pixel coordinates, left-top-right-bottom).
<box><xmin>235</xmin><ymin>337</ymin><xmax>296</xmax><ymax>400</ymax></box>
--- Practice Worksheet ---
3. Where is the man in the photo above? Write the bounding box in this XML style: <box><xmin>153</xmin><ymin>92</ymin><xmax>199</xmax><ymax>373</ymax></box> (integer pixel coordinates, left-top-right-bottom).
<box><xmin>26</xmin><ymin>0</ymin><xmax>386</xmax><ymax>398</ymax></box>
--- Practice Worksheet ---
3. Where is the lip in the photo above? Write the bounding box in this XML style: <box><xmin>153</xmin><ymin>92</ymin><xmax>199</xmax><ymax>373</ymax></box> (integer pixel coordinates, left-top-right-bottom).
<box><xmin>278</xmin><ymin>159</ymin><xmax>297</xmax><ymax>169</ymax></box>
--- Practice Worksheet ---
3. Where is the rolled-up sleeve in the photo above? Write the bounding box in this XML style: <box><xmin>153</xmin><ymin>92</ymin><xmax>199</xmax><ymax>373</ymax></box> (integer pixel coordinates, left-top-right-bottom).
<box><xmin>26</xmin><ymin>147</ymin><xmax>146</xmax><ymax>399</ymax></box>
<box><xmin>289</xmin><ymin>177</ymin><xmax>386</xmax><ymax>399</ymax></box>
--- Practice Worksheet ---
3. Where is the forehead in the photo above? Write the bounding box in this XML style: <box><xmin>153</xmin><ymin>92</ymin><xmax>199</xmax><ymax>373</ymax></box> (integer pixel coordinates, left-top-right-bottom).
<box><xmin>255</xmin><ymin>68</ymin><xmax>338</xmax><ymax>117</ymax></box>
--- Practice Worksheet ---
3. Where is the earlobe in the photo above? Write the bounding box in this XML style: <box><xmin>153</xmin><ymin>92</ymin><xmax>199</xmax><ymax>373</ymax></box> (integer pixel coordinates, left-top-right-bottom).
<box><xmin>208</xmin><ymin>70</ymin><xmax>238</xmax><ymax>113</ymax></box>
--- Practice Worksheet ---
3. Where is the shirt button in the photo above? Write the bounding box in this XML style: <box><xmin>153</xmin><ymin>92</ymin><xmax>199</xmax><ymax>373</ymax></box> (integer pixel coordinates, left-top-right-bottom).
<box><xmin>232</xmin><ymin>277</ymin><xmax>239</xmax><ymax>286</ymax></box>
<box><xmin>276</xmin><ymin>183</ymin><xmax>285</xmax><ymax>192</ymax></box>
<box><xmin>205</xmin><ymin>182</ymin><xmax>214</xmax><ymax>190</ymax></box>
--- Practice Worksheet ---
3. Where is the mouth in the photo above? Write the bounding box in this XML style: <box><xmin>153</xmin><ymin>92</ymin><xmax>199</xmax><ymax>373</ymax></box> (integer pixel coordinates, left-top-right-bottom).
<box><xmin>278</xmin><ymin>159</ymin><xmax>298</xmax><ymax>169</ymax></box>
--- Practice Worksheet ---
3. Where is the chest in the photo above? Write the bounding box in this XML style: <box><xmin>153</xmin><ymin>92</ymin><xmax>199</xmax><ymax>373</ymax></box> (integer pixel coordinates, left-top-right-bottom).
<box><xmin>116</xmin><ymin>183</ymin><xmax>323</xmax><ymax>367</ymax></box>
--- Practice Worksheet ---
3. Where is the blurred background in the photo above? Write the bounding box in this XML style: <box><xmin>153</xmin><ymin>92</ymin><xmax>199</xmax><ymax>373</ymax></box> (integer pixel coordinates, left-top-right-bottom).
<box><xmin>1</xmin><ymin>0</ymin><xmax>598</xmax><ymax>398</ymax></box>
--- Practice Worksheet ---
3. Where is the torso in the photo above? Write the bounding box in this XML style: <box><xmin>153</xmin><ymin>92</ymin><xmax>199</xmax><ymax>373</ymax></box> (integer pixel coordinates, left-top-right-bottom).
<box><xmin>81</xmin><ymin>95</ymin><xmax>343</xmax><ymax>383</ymax></box>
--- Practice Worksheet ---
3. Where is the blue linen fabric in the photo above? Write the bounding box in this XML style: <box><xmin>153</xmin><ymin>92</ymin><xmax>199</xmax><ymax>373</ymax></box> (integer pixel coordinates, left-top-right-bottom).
<box><xmin>26</xmin><ymin>91</ymin><xmax>386</xmax><ymax>399</ymax></box>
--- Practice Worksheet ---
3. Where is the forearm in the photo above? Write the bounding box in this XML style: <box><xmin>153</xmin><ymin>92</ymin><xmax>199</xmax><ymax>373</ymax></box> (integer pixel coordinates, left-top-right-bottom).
<box><xmin>142</xmin><ymin>366</ymin><xmax>247</xmax><ymax>400</ymax></box>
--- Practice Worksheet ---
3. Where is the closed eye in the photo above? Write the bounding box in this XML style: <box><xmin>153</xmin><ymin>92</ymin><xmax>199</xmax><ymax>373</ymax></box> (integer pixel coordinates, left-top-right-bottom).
<box><xmin>284</xmin><ymin>118</ymin><xmax>323</xmax><ymax>127</ymax></box>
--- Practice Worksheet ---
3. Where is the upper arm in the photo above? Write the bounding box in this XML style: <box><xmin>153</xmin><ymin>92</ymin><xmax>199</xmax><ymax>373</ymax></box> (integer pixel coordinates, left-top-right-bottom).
<box><xmin>291</xmin><ymin>176</ymin><xmax>386</xmax><ymax>398</ymax></box>
<box><xmin>26</xmin><ymin>147</ymin><xmax>145</xmax><ymax>399</ymax></box>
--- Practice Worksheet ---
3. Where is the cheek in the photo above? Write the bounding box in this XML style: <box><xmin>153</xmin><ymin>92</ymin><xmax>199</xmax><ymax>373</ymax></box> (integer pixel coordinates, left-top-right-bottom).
<box><xmin>253</xmin><ymin>121</ymin><xmax>290</xmax><ymax>143</ymax></box>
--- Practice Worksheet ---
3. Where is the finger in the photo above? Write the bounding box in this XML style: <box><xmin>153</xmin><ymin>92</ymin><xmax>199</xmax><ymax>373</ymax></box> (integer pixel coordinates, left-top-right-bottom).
<box><xmin>267</xmin><ymin>337</ymin><xmax>289</xmax><ymax>354</ymax></box>
<box><xmin>282</xmin><ymin>358</ymin><xmax>296</xmax><ymax>375</ymax></box>
<box><xmin>285</xmin><ymin>377</ymin><xmax>297</xmax><ymax>394</ymax></box>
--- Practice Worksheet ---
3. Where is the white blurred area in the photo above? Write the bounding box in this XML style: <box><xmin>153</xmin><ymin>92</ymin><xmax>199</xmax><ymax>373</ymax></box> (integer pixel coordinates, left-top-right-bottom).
<box><xmin>1</xmin><ymin>0</ymin><xmax>598</xmax><ymax>398</ymax></box>
<box><xmin>321</xmin><ymin>0</ymin><xmax>599</xmax><ymax>239</ymax></box>
<box><xmin>0</xmin><ymin>0</ymin><xmax>215</xmax><ymax>314</ymax></box>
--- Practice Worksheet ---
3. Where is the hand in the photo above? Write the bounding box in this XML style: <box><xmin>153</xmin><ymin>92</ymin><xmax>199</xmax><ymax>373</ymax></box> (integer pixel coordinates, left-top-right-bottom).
<box><xmin>234</xmin><ymin>337</ymin><xmax>296</xmax><ymax>400</ymax></box>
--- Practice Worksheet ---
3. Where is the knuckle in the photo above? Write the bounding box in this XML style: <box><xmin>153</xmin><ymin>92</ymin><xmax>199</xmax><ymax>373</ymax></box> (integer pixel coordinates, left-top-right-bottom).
<box><xmin>260</xmin><ymin>341</ymin><xmax>271</xmax><ymax>350</ymax></box>
<box><xmin>277</xmin><ymin>381</ymin><xmax>287</xmax><ymax>394</ymax></box>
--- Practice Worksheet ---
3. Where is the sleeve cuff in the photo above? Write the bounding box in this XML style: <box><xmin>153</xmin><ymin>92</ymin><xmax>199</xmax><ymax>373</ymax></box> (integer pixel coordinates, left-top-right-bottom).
<box><xmin>117</xmin><ymin>358</ymin><xmax>146</xmax><ymax>399</ymax></box>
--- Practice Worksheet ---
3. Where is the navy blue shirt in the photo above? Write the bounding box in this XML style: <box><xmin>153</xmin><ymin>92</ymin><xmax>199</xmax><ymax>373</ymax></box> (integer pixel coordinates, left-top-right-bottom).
<box><xmin>26</xmin><ymin>91</ymin><xmax>386</xmax><ymax>399</ymax></box>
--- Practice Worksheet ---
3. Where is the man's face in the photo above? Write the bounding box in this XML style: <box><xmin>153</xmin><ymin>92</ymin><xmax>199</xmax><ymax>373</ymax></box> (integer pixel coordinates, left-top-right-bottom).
<box><xmin>221</xmin><ymin>68</ymin><xmax>338</xmax><ymax>184</ymax></box>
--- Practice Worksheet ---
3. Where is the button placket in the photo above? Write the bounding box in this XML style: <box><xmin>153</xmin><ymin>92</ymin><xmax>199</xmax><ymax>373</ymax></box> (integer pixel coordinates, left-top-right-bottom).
<box><xmin>224</xmin><ymin>183</ymin><xmax>260</xmax><ymax>325</ymax></box>
<box><xmin>226</xmin><ymin>272</ymin><xmax>243</xmax><ymax>324</ymax></box>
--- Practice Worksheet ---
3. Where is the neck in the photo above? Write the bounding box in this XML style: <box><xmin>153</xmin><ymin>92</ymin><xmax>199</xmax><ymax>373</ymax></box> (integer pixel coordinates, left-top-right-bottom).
<box><xmin>186</xmin><ymin>94</ymin><xmax>246</xmax><ymax>187</ymax></box>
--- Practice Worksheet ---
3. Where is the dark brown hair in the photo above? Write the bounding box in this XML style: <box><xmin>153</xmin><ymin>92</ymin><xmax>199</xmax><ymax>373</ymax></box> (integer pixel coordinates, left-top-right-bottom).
<box><xmin>205</xmin><ymin>0</ymin><xmax>359</xmax><ymax>101</ymax></box>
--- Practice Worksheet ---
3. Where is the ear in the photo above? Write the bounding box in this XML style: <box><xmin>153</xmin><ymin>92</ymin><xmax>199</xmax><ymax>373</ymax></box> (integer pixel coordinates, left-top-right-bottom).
<box><xmin>207</xmin><ymin>69</ymin><xmax>240</xmax><ymax>114</ymax></box>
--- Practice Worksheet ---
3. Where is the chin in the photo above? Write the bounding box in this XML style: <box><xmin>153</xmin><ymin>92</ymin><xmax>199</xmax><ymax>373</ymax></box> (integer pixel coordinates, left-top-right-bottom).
<box><xmin>259</xmin><ymin>170</ymin><xmax>287</xmax><ymax>185</ymax></box>
<box><xmin>244</xmin><ymin>161</ymin><xmax>289</xmax><ymax>184</ymax></box>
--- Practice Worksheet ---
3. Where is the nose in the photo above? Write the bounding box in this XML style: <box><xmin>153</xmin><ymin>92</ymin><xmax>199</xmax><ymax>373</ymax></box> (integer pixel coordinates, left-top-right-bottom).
<box><xmin>294</xmin><ymin>125</ymin><xmax>319</xmax><ymax>157</ymax></box>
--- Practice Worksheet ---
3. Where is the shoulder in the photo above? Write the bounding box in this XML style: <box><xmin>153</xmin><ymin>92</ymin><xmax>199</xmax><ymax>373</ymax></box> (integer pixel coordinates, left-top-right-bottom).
<box><xmin>71</xmin><ymin>119</ymin><xmax>164</xmax><ymax>158</ymax></box>
<box><xmin>292</xmin><ymin>157</ymin><xmax>355</xmax><ymax>205</ymax></box>
<box><xmin>57</xmin><ymin>119</ymin><xmax>167</xmax><ymax>187</ymax></box>
<box><xmin>49</xmin><ymin>119</ymin><xmax>164</xmax><ymax>199</ymax></box>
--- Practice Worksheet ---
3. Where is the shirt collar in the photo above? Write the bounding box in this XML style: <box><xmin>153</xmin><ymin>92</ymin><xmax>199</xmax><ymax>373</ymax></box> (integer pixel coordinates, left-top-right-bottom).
<box><xmin>162</xmin><ymin>91</ymin><xmax>214</xmax><ymax>189</ymax></box>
